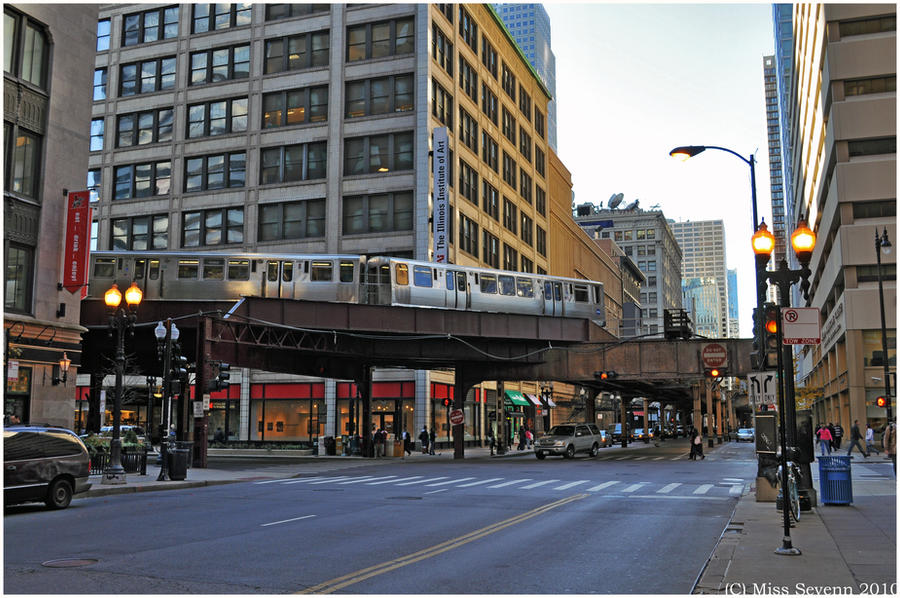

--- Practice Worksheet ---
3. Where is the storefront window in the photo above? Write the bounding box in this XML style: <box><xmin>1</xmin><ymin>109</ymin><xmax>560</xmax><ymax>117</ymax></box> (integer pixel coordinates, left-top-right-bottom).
<box><xmin>862</xmin><ymin>329</ymin><xmax>896</xmax><ymax>367</ymax></box>
<box><xmin>5</xmin><ymin>365</ymin><xmax>31</xmax><ymax>423</ymax></box>
<box><xmin>250</xmin><ymin>398</ymin><xmax>323</xmax><ymax>443</ymax></box>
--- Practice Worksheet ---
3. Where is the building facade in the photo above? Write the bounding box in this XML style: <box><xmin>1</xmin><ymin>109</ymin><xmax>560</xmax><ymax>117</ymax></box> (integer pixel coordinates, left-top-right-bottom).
<box><xmin>4</xmin><ymin>4</ymin><xmax>98</xmax><ymax>426</ymax></box>
<box><xmin>763</xmin><ymin>55</ymin><xmax>788</xmax><ymax>268</ymax></box>
<box><xmin>773</xmin><ymin>4</ymin><xmax>797</xmax><ymax>273</ymax></box>
<box><xmin>682</xmin><ymin>277</ymin><xmax>721</xmax><ymax>339</ymax></box>
<box><xmin>727</xmin><ymin>268</ymin><xmax>739</xmax><ymax>338</ymax></box>
<box><xmin>670</xmin><ymin>219</ymin><xmax>730</xmax><ymax>338</ymax></box>
<box><xmin>789</xmin><ymin>4</ymin><xmax>896</xmax><ymax>431</ymax></box>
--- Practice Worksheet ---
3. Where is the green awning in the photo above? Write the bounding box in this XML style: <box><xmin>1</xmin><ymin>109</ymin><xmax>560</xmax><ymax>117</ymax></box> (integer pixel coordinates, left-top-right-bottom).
<box><xmin>504</xmin><ymin>390</ymin><xmax>531</xmax><ymax>407</ymax></box>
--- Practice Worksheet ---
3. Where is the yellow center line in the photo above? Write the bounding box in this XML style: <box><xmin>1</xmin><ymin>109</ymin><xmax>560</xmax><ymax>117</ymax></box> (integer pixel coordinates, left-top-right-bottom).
<box><xmin>296</xmin><ymin>493</ymin><xmax>588</xmax><ymax>594</ymax></box>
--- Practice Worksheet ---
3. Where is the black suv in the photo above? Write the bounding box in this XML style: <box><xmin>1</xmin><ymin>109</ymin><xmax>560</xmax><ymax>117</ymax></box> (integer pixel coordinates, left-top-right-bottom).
<box><xmin>4</xmin><ymin>425</ymin><xmax>92</xmax><ymax>509</ymax></box>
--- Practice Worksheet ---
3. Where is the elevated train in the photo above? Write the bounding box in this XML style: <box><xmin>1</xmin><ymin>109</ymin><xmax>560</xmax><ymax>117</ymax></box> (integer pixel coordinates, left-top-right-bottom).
<box><xmin>88</xmin><ymin>251</ymin><xmax>606</xmax><ymax>325</ymax></box>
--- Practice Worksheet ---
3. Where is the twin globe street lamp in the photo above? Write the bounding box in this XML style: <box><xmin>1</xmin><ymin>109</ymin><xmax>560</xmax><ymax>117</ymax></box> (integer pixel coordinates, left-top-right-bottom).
<box><xmin>875</xmin><ymin>228</ymin><xmax>893</xmax><ymax>423</ymax></box>
<box><xmin>102</xmin><ymin>282</ymin><xmax>143</xmax><ymax>485</ymax></box>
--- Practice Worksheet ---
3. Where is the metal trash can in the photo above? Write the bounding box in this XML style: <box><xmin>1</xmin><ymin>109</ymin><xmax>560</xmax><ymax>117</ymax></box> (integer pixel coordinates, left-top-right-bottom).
<box><xmin>167</xmin><ymin>441</ymin><xmax>193</xmax><ymax>481</ymax></box>
<box><xmin>818</xmin><ymin>455</ymin><xmax>852</xmax><ymax>505</ymax></box>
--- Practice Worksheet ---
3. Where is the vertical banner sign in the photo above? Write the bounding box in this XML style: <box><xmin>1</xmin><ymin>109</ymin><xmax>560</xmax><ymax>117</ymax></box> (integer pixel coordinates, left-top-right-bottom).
<box><xmin>63</xmin><ymin>191</ymin><xmax>92</xmax><ymax>293</ymax></box>
<box><xmin>432</xmin><ymin>127</ymin><xmax>449</xmax><ymax>263</ymax></box>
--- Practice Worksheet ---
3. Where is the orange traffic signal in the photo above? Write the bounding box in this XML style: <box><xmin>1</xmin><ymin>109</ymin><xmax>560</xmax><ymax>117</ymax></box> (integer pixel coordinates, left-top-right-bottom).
<box><xmin>876</xmin><ymin>396</ymin><xmax>888</xmax><ymax>408</ymax></box>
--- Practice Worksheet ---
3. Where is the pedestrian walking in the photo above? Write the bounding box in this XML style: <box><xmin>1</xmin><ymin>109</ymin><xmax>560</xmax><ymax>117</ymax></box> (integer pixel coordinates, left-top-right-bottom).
<box><xmin>376</xmin><ymin>427</ymin><xmax>387</xmax><ymax>458</ymax></box>
<box><xmin>832</xmin><ymin>422</ymin><xmax>844</xmax><ymax>450</ymax></box>
<box><xmin>402</xmin><ymin>429</ymin><xmax>412</xmax><ymax>456</ymax></box>
<box><xmin>517</xmin><ymin>426</ymin><xmax>526</xmax><ymax>451</ymax></box>
<box><xmin>846</xmin><ymin>419</ymin><xmax>867</xmax><ymax>458</ymax></box>
<box><xmin>815</xmin><ymin>424</ymin><xmax>833</xmax><ymax>456</ymax></box>
<box><xmin>525</xmin><ymin>427</ymin><xmax>533</xmax><ymax>448</ymax></box>
<box><xmin>419</xmin><ymin>426</ymin><xmax>430</xmax><ymax>455</ymax></box>
<box><xmin>488</xmin><ymin>427</ymin><xmax>495</xmax><ymax>456</ymax></box>
<box><xmin>429</xmin><ymin>427</ymin><xmax>436</xmax><ymax>455</ymax></box>
<box><xmin>865</xmin><ymin>423</ymin><xmax>881</xmax><ymax>456</ymax></box>
<box><xmin>882</xmin><ymin>422</ymin><xmax>896</xmax><ymax>475</ymax></box>
<box><xmin>689</xmin><ymin>427</ymin><xmax>704</xmax><ymax>460</ymax></box>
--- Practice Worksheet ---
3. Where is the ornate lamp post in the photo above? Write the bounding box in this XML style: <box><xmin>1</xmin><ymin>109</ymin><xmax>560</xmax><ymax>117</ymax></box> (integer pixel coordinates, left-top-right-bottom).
<box><xmin>102</xmin><ymin>282</ymin><xmax>143</xmax><ymax>484</ymax></box>
<box><xmin>876</xmin><ymin>228</ymin><xmax>893</xmax><ymax>423</ymax></box>
<box><xmin>752</xmin><ymin>219</ymin><xmax>817</xmax><ymax>556</ymax></box>
<box><xmin>154</xmin><ymin>319</ymin><xmax>179</xmax><ymax>481</ymax></box>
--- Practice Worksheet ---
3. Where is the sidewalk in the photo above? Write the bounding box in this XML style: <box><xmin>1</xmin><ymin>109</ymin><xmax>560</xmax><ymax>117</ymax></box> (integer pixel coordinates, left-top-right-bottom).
<box><xmin>694</xmin><ymin>454</ymin><xmax>897</xmax><ymax>594</ymax></box>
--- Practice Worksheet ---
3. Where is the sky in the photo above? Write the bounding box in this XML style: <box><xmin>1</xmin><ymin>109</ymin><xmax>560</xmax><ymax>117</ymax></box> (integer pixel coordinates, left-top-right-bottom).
<box><xmin>544</xmin><ymin>3</ymin><xmax>777</xmax><ymax>337</ymax></box>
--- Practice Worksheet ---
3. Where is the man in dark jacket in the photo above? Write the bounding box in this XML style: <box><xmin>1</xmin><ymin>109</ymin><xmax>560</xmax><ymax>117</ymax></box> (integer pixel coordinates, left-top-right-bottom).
<box><xmin>419</xmin><ymin>426</ymin><xmax>430</xmax><ymax>454</ymax></box>
<box><xmin>832</xmin><ymin>423</ymin><xmax>844</xmax><ymax>450</ymax></box>
<box><xmin>846</xmin><ymin>419</ymin><xmax>868</xmax><ymax>458</ymax></box>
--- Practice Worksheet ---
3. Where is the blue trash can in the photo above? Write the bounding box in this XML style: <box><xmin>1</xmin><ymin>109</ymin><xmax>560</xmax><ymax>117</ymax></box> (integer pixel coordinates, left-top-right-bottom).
<box><xmin>818</xmin><ymin>455</ymin><xmax>852</xmax><ymax>505</ymax></box>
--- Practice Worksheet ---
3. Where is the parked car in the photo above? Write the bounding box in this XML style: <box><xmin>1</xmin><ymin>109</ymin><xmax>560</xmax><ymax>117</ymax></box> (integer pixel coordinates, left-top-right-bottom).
<box><xmin>596</xmin><ymin>429</ymin><xmax>613</xmax><ymax>448</ymax></box>
<box><xmin>736</xmin><ymin>428</ymin><xmax>755</xmax><ymax>442</ymax></box>
<box><xmin>4</xmin><ymin>425</ymin><xmax>92</xmax><ymax>509</ymax></box>
<box><xmin>99</xmin><ymin>425</ymin><xmax>147</xmax><ymax>442</ymax></box>
<box><xmin>631</xmin><ymin>428</ymin><xmax>649</xmax><ymax>441</ymax></box>
<box><xmin>535</xmin><ymin>423</ymin><xmax>603</xmax><ymax>459</ymax></box>
<box><xmin>609</xmin><ymin>423</ymin><xmax>629</xmax><ymax>442</ymax></box>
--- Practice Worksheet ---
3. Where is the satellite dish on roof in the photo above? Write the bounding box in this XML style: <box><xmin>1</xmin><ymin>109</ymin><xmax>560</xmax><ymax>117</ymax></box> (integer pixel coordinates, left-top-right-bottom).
<box><xmin>624</xmin><ymin>199</ymin><xmax>640</xmax><ymax>210</ymax></box>
<box><xmin>608</xmin><ymin>193</ymin><xmax>624</xmax><ymax>209</ymax></box>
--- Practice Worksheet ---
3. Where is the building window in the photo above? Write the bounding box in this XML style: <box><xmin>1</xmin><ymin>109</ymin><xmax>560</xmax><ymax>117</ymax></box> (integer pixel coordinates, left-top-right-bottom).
<box><xmin>848</xmin><ymin>137</ymin><xmax>896</xmax><ymax>157</ymax></box>
<box><xmin>501</xmin><ymin>63</ymin><xmax>516</xmax><ymax>99</ymax></box>
<box><xmin>123</xmin><ymin>6</ymin><xmax>179</xmax><ymax>46</ymax></box>
<box><xmin>343</xmin><ymin>133</ymin><xmax>412</xmax><ymax>176</ymax></box>
<box><xmin>259</xmin><ymin>198</ymin><xmax>326</xmax><ymax>241</ymax></box>
<box><xmin>266</xmin><ymin>4</ymin><xmax>329</xmax><ymax>21</ymax></box>
<box><xmin>502</xmin><ymin>106</ymin><xmax>516</xmax><ymax>144</ymax></box>
<box><xmin>4</xmin><ymin>9</ymin><xmax>49</xmax><ymax>89</ymax></box>
<box><xmin>502</xmin><ymin>152</ymin><xmax>517</xmax><ymax>190</ymax></box>
<box><xmin>116</xmin><ymin>108</ymin><xmax>174</xmax><ymax>147</ymax></box>
<box><xmin>503</xmin><ymin>244</ymin><xmax>518</xmax><ymax>271</ymax></box>
<box><xmin>93</xmin><ymin>68</ymin><xmax>107</xmax><ymax>101</ymax></box>
<box><xmin>90</xmin><ymin>118</ymin><xmax>104</xmax><ymax>152</ymax></box>
<box><xmin>120</xmin><ymin>56</ymin><xmax>176</xmax><ymax>96</ymax></box>
<box><xmin>535</xmin><ymin>146</ymin><xmax>546</xmax><ymax>177</ymax></box>
<box><xmin>503</xmin><ymin>197</ymin><xmax>518</xmax><ymax>234</ymax></box>
<box><xmin>96</xmin><ymin>18</ymin><xmax>110</xmax><ymax>52</ymax></box>
<box><xmin>432</xmin><ymin>24</ymin><xmax>453</xmax><ymax>76</ymax></box>
<box><xmin>535</xmin><ymin>185</ymin><xmax>546</xmax><ymax>216</ymax></box>
<box><xmin>345</xmin><ymin>74</ymin><xmax>411</xmax><ymax>118</ymax></box>
<box><xmin>838</xmin><ymin>15</ymin><xmax>896</xmax><ymax>37</ymax></box>
<box><xmin>483</xmin><ymin>231</ymin><xmax>499</xmax><ymax>268</ymax></box>
<box><xmin>534</xmin><ymin>109</ymin><xmax>545</xmax><ymax>139</ymax></box>
<box><xmin>520</xmin><ymin>171</ymin><xmax>532</xmax><ymax>204</ymax></box>
<box><xmin>520</xmin><ymin>256</ymin><xmax>533</xmax><ymax>273</ymax></box>
<box><xmin>459</xmin><ymin>213</ymin><xmax>478</xmax><ymax>257</ymax></box>
<box><xmin>436</xmin><ymin>4</ymin><xmax>453</xmax><ymax>24</ymax></box>
<box><xmin>111</xmin><ymin>214</ymin><xmax>168</xmax><ymax>250</ymax></box>
<box><xmin>458</xmin><ymin>6</ymin><xmax>477</xmax><ymax>50</ymax></box>
<box><xmin>346</xmin><ymin>17</ymin><xmax>414</xmax><ymax>62</ymax></box>
<box><xmin>518</xmin><ymin>85</ymin><xmax>532</xmax><ymax>121</ymax></box>
<box><xmin>261</xmin><ymin>142</ymin><xmax>327</xmax><ymax>184</ymax></box>
<box><xmin>265</xmin><ymin>30</ymin><xmax>329</xmax><ymax>73</ymax></box>
<box><xmin>481</xmin><ymin>35</ymin><xmax>497</xmax><ymax>78</ymax></box>
<box><xmin>862</xmin><ymin>329</ymin><xmax>896</xmax><ymax>366</ymax></box>
<box><xmin>5</xmin><ymin>243</ymin><xmax>33</xmax><ymax>313</ymax></box>
<box><xmin>114</xmin><ymin>160</ymin><xmax>171</xmax><ymax>200</ymax></box>
<box><xmin>192</xmin><ymin>3</ymin><xmax>251</xmax><ymax>33</ymax></box>
<box><xmin>187</xmin><ymin>97</ymin><xmax>248</xmax><ymax>138</ymax></box>
<box><xmin>481</xmin><ymin>83</ymin><xmax>498</xmax><ymax>124</ymax></box>
<box><xmin>857</xmin><ymin>264</ymin><xmax>896</xmax><ymax>283</ymax></box>
<box><xmin>8</xmin><ymin>127</ymin><xmax>41</xmax><ymax>198</ymax></box>
<box><xmin>853</xmin><ymin>200</ymin><xmax>896</xmax><ymax>219</ymax></box>
<box><xmin>190</xmin><ymin>44</ymin><xmax>250</xmax><ymax>85</ymax></box>
<box><xmin>459</xmin><ymin>159</ymin><xmax>478</xmax><ymax>204</ymax></box>
<box><xmin>184</xmin><ymin>152</ymin><xmax>246</xmax><ymax>192</ymax></box>
<box><xmin>481</xmin><ymin>131</ymin><xmax>498</xmax><ymax>172</ymax></box>
<box><xmin>431</xmin><ymin>79</ymin><xmax>453</xmax><ymax>127</ymax></box>
<box><xmin>458</xmin><ymin>107</ymin><xmax>478</xmax><ymax>154</ymax></box>
<box><xmin>519</xmin><ymin>128</ymin><xmax>532</xmax><ymax>162</ymax></box>
<box><xmin>342</xmin><ymin>191</ymin><xmax>413</xmax><ymax>235</ymax></box>
<box><xmin>845</xmin><ymin>75</ymin><xmax>896</xmax><ymax>96</ymax></box>
<box><xmin>521</xmin><ymin>213</ymin><xmax>533</xmax><ymax>246</ymax></box>
<box><xmin>536</xmin><ymin>226</ymin><xmax>546</xmax><ymax>257</ymax></box>
<box><xmin>87</xmin><ymin>168</ymin><xmax>101</xmax><ymax>203</ymax></box>
<box><xmin>182</xmin><ymin>207</ymin><xmax>244</xmax><ymax>247</ymax></box>
<box><xmin>459</xmin><ymin>56</ymin><xmax>477</xmax><ymax>102</ymax></box>
<box><xmin>482</xmin><ymin>180</ymin><xmax>499</xmax><ymax>221</ymax></box>
<box><xmin>266</xmin><ymin>86</ymin><xmax>329</xmax><ymax>127</ymax></box>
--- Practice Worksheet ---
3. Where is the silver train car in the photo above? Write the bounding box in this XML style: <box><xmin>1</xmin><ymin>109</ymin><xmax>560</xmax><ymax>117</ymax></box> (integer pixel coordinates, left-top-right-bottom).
<box><xmin>87</xmin><ymin>251</ymin><xmax>606</xmax><ymax>326</ymax></box>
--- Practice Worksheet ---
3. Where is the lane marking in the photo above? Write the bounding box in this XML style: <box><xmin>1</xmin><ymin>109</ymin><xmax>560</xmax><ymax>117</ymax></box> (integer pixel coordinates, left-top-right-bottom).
<box><xmin>296</xmin><ymin>494</ymin><xmax>588</xmax><ymax>594</ymax></box>
<box><xmin>425</xmin><ymin>489</ymin><xmax>448</xmax><ymax>494</ymax></box>
<box><xmin>396</xmin><ymin>476</ymin><xmax>447</xmax><ymax>486</ymax></box>
<box><xmin>283</xmin><ymin>477</ymin><xmax>327</xmax><ymax>485</ymax></box>
<box><xmin>457</xmin><ymin>478</ymin><xmax>504</xmax><ymax>488</ymax></box>
<box><xmin>261</xmin><ymin>514</ymin><xmax>316</xmax><ymax>527</ymax></box>
<box><xmin>723</xmin><ymin>478</ymin><xmax>744</xmax><ymax>482</ymax></box>
<box><xmin>658</xmin><ymin>483</ymin><xmax>681</xmax><ymax>494</ymax></box>
<box><xmin>629</xmin><ymin>494</ymin><xmax>727</xmax><ymax>501</ymax></box>
<box><xmin>309</xmin><ymin>476</ymin><xmax>351</xmax><ymax>485</ymax></box>
<box><xmin>367</xmin><ymin>476</ymin><xmax>421</xmax><ymax>485</ymax></box>
<box><xmin>426</xmin><ymin>477</ymin><xmax>475</xmax><ymax>487</ymax></box>
<box><xmin>520</xmin><ymin>479</ymin><xmax>558</xmax><ymax>489</ymax></box>
<box><xmin>337</xmin><ymin>476</ymin><xmax>385</xmax><ymax>485</ymax></box>
<box><xmin>553</xmin><ymin>480</ymin><xmax>590</xmax><ymax>490</ymax></box>
<box><xmin>586</xmin><ymin>481</ymin><xmax>619</xmax><ymax>492</ymax></box>
<box><xmin>693</xmin><ymin>484</ymin><xmax>714</xmax><ymax>495</ymax></box>
<box><xmin>487</xmin><ymin>479</ymin><xmax>532</xmax><ymax>488</ymax></box>
<box><xmin>623</xmin><ymin>483</ymin><xmax>648</xmax><ymax>493</ymax></box>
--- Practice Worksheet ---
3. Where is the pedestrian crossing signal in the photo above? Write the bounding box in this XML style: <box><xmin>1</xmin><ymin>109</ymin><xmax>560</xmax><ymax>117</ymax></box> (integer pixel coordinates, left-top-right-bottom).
<box><xmin>442</xmin><ymin>398</ymin><xmax>453</xmax><ymax>408</ymax></box>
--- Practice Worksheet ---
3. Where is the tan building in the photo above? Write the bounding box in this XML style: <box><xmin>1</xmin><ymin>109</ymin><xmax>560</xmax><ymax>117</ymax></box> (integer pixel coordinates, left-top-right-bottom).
<box><xmin>4</xmin><ymin>4</ymin><xmax>98</xmax><ymax>426</ymax></box>
<box><xmin>790</xmin><ymin>4</ymin><xmax>896</xmax><ymax>430</ymax></box>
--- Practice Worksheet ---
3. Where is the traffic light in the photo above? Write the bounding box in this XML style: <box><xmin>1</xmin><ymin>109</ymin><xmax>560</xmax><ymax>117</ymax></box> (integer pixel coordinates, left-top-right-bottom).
<box><xmin>595</xmin><ymin>371</ymin><xmax>618</xmax><ymax>381</ymax></box>
<box><xmin>750</xmin><ymin>307</ymin><xmax>764</xmax><ymax>370</ymax></box>
<box><xmin>441</xmin><ymin>398</ymin><xmax>453</xmax><ymax>408</ymax></box>
<box><xmin>704</xmin><ymin>367</ymin><xmax>725</xmax><ymax>379</ymax></box>
<box><xmin>215</xmin><ymin>362</ymin><xmax>230</xmax><ymax>391</ymax></box>
<box><xmin>876</xmin><ymin>396</ymin><xmax>888</xmax><ymax>408</ymax></box>
<box><xmin>171</xmin><ymin>354</ymin><xmax>188</xmax><ymax>382</ymax></box>
<box><xmin>762</xmin><ymin>302</ymin><xmax>779</xmax><ymax>369</ymax></box>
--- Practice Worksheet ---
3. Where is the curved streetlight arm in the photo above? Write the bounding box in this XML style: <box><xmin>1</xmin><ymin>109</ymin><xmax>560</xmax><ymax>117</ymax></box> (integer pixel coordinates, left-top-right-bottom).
<box><xmin>700</xmin><ymin>146</ymin><xmax>758</xmax><ymax>232</ymax></box>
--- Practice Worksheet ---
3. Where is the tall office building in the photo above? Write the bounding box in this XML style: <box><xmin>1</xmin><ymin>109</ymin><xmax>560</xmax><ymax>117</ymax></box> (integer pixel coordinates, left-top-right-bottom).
<box><xmin>4</xmin><ymin>4</ymin><xmax>98</xmax><ymax>426</ymax></box>
<box><xmin>773</xmin><ymin>4</ymin><xmax>797</xmax><ymax>271</ymax></box>
<box><xmin>763</xmin><ymin>55</ymin><xmax>787</xmax><ymax>267</ymax></box>
<box><xmin>493</xmin><ymin>3</ymin><xmax>557</xmax><ymax>152</ymax></box>
<box><xmin>727</xmin><ymin>268</ymin><xmax>740</xmax><ymax>338</ymax></box>
<box><xmin>670</xmin><ymin>220</ymin><xmax>730</xmax><ymax>338</ymax></box>
<box><xmin>789</xmin><ymin>4</ymin><xmax>895</xmax><ymax>430</ymax></box>
<box><xmin>682</xmin><ymin>277</ymin><xmax>720</xmax><ymax>338</ymax></box>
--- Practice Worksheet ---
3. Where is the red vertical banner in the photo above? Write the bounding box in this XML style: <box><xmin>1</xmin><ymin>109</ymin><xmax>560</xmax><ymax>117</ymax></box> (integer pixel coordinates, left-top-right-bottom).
<box><xmin>62</xmin><ymin>191</ymin><xmax>92</xmax><ymax>293</ymax></box>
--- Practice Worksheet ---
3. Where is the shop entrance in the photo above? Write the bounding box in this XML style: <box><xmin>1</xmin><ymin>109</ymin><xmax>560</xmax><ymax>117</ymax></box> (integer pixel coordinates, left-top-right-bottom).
<box><xmin>373</xmin><ymin>412</ymin><xmax>395</xmax><ymax>435</ymax></box>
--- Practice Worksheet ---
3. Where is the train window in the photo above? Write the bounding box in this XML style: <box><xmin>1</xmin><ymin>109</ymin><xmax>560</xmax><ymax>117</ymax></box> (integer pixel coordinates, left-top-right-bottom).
<box><xmin>148</xmin><ymin>260</ymin><xmax>160</xmax><ymax>280</ymax></box>
<box><xmin>283</xmin><ymin>262</ymin><xmax>293</xmax><ymax>282</ymax></box>
<box><xmin>446</xmin><ymin>271</ymin><xmax>454</xmax><ymax>291</ymax></box>
<box><xmin>311</xmin><ymin>261</ymin><xmax>333</xmax><ymax>281</ymax></box>
<box><xmin>413</xmin><ymin>265</ymin><xmax>433</xmax><ymax>288</ymax></box>
<box><xmin>134</xmin><ymin>259</ymin><xmax>146</xmax><ymax>280</ymax></box>
<box><xmin>593</xmin><ymin>285</ymin><xmax>601</xmax><ymax>304</ymax></box>
<box><xmin>554</xmin><ymin>283</ymin><xmax>562</xmax><ymax>301</ymax></box>
<box><xmin>178</xmin><ymin>260</ymin><xmax>199</xmax><ymax>279</ymax></box>
<box><xmin>480</xmin><ymin>274</ymin><xmax>497</xmax><ymax>294</ymax></box>
<box><xmin>498</xmin><ymin>275</ymin><xmax>515</xmax><ymax>296</ymax></box>
<box><xmin>340</xmin><ymin>261</ymin><xmax>356</xmax><ymax>283</ymax></box>
<box><xmin>544</xmin><ymin>281</ymin><xmax>552</xmax><ymax>299</ymax></box>
<box><xmin>228</xmin><ymin>259</ymin><xmax>250</xmax><ymax>280</ymax></box>
<box><xmin>395</xmin><ymin>263</ymin><xmax>409</xmax><ymax>285</ymax></box>
<box><xmin>267</xmin><ymin>261</ymin><xmax>279</xmax><ymax>282</ymax></box>
<box><xmin>203</xmin><ymin>258</ymin><xmax>225</xmax><ymax>280</ymax></box>
<box><xmin>94</xmin><ymin>258</ymin><xmax>116</xmax><ymax>278</ymax></box>
<box><xmin>574</xmin><ymin>285</ymin><xmax>589</xmax><ymax>303</ymax></box>
<box><xmin>516</xmin><ymin>278</ymin><xmax>534</xmax><ymax>298</ymax></box>
<box><xmin>379</xmin><ymin>265</ymin><xmax>390</xmax><ymax>284</ymax></box>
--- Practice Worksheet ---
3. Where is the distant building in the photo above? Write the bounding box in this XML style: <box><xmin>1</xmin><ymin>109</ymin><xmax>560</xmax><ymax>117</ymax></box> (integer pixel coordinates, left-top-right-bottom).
<box><xmin>763</xmin><ymin>55</ymin><xmax>787</xmax><ymax>269</ymax></box>
<box><xmin>727</xmin><ymin>268</ymin><xmax>740</xmax><ymax>338</ymax></box>
<box><xmin>773</xmin><ymin>4</ymin><xmax>797</xmax><ymax>273</ymax></box>
<box><xmin>670</xmin><ymin>220</ymin><xmax>729</xmax><ymax>338</ymax></box>
<box><xmin>682</xmin><ymin>277</ymin><xmax>720</xmax><ymax>339</ymax></box>
<box><xmin>594</xmin><ymin>238</ymin><xmax>645</xmax><ymax>338</ymax></box>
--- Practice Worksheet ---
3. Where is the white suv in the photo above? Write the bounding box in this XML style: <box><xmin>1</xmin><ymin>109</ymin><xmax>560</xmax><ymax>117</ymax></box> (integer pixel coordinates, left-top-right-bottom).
<box><xmin>535</xmin><ymin>423</ymin><xmax>603</xmax><ymax>459</ymax></box>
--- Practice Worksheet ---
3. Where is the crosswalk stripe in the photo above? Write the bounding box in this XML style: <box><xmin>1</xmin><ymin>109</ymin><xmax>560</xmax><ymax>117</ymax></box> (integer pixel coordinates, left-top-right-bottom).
<box><xmin>427</xmin><ymin>477</ymin><xmax>475</xmax><ymax>487</ymax></box>
<box><xmin>487</xmin><ymin>479</ymin><xmax>532</xmax><ymax>488</ymax></box>
<box><xmin>693</xmin><ymin>484</ymin><xmax>714</xmax><ymax>494</ymax></box>
<box><xmin>623</xmin><ymin>483</ymin><xmax>648</xmax><ymax>493</ymax></box>
<box><xmin>587</xmin><ymin>481</ymin><xmax>619</xmax><ymax>492</ymax></box>
<box><xmin>309</xmin><ymin>476</ymin><xmax>351</xmax><ymax>485</ymax></box>
<box><xmin>658</xmin><ymin>483</ymin><xmax>681</xmax><ymax>493</ymax></box>
<box><xmin>256</xmin><ymin>478</ymin><xmax>300</xmax><ymax>484</ymax></box>
<box><xmin>457</xmin><ymin>478</ymin><xmax>504</xmax><ymax>487</ymax></box>
<box><xmin>367</xmin><ymin>476</ymin><xmax>421</xmax><ymax>485</ymax></box>
<box><xmin>633</xmin><ymin>456</ymin><xmax>647</xmax><ymax>461</ymax></box>
<box><xmin>282</xmin><ymin>477</ymin><xmax>327</xmax><ymax>485</ymax></box>
<box><xmin>338</xmin><ymin>476</ymin><xmax>393</xmax><ymax>485</ymax></box>
<box><xmin>653</xmin><ymin>457</ymin><xmax>665</xmax><ymax>460</ymax></box>
<box><xmin>553</xmin><ymin>480</ymin><xmax>590</xmax><ymax>490</ymax></box>
<box><xmin>521</xmin><ymin>479</ymin><xmax>558</xmax><ymax>489</ymax></box>
<box><xmin>615</xmin><ymin>456</ymin><xmax>630</xmax><ymax>461</ymax></box>
<box><xmin>396</xmin><ymin>476</ymin><xmax>447</xmax><ymax>486</ymax></box>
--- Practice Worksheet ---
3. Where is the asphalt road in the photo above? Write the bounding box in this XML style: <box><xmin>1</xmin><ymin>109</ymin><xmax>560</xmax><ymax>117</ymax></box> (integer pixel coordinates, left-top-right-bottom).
<box><xmin>4</xmin><ymin>440</ymin><xmax>758</xmax><ymax>594</ymax></box>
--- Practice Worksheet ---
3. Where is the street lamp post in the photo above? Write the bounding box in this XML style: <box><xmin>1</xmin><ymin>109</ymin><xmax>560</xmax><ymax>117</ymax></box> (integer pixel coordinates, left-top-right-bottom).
<box><xmin>102</xmin><ymin>282</ymin><xmax>143</xmax><ymax>485</ymax></box>
<box><xmin>876</xmin><ymin>228</ymin><xmax>893</xmax><ymax>423</ymax></box>
<box><xmin>154</xmin><ymin>319</ymin><xmax>179</xmax><ymax>481</ymax></box>
<box><xmin>752</xmin><ymin>219</ymin><xmax>817</xmax><ymax>556</ymax></box>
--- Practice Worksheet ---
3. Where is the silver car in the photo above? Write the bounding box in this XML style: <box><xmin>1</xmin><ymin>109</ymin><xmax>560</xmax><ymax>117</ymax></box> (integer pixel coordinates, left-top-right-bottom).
<box><xmin>535</xmin><ymin>423</ymin><xmax>603</xmax><ymax>459</ymax></box>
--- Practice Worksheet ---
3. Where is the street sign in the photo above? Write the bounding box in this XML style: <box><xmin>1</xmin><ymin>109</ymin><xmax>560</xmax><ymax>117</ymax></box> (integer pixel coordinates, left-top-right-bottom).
<box><xmin>701</xmin><ymin>343</ymin><xmax>727</xmax><ymax>368</ymax></box>
<box><xmin>748</xmin><ymin>372</ymin><xmax>778</xmax><ymax>409</ymax></box>
<box><xmin>782</xmin><ymin>307</ymin><xmax>820</xmax><ymax>345</ymax></box>
<box><xmin>449</xmin><ymin>408</ymin><xmax>464</xmax><ymax>425</ymax></box>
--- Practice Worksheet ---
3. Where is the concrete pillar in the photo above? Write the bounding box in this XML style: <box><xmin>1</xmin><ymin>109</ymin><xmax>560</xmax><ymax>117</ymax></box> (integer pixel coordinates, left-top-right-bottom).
<box><xmin>706</xmin><ymin>380</ymin><xmax>714</xmax><ymax>448</ymax></box>
<box><xmin>693</xmin><ymin>384</ymin><xmax>702</xmax><ymax>437</ymax></box>
<box><xmin>642</xmin><ymin>397</ymin><xmax>649</xmax><ymax>442</ymax></box>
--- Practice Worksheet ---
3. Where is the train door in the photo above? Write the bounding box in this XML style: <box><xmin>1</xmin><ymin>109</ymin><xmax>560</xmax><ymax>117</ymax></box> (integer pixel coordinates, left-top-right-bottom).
<box><xmin>447</xmin><ymin>270</ymin><xmax>469</xmax><ymax>309</ymax></box>
<box><xmin>543</xmin><ymin>281</ymin><xmax>563</xmax><ymax>316</ymax></box>
<box><xmin>143</xmin><ymin>258</ymin><xmax>162</xmax><ymax>299</ymax></box>
<box><xmin>263</xmin><ymin>261</ymin><xmax>280</xmax><ymax>297</ymax></box>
